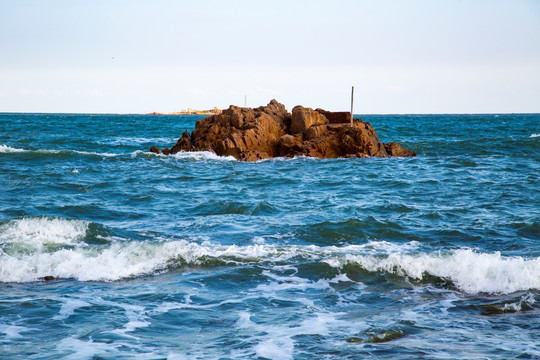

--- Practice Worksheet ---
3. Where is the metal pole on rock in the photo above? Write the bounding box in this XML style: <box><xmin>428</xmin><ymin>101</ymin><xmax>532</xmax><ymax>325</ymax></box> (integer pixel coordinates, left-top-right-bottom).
<box><xmin>350</xmin><ymin>86</ymin><xmax>354</xmax><ymax>125</ymax></box>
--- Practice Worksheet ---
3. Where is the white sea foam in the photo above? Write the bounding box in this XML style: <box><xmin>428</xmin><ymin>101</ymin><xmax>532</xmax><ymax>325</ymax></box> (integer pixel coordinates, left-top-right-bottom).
<box><xmin>502</xmin><ymin>293</ymin><xmax>536</xmax><ymax>312</ymax></box>
<box><xmin>135</xmin><ymin>149</ymin><xmax>236</xmax><ymax>161</ymax></box>
<box><xmin>72</xmin><ymin>150</ymin><xmax>121</xmax><ymax>157</ymax></box>
<box><xmin>236</xmin><ymin>309</ymin><xmax>359</xmax><ymax>360</ymax></box>
<box><xmin>0</xmin><ymin>144</ymin><xmax>124</xmax><ymax>157</ymax></box>
<box><xmin>0</xmin><ymin>324</ymin><xmax>31</xmax><ymax>339</ymax></box>
<box><xmin>53</xmin><ymin>298</ymin><xmax>91</xmax><ymax>320</ymax></box>
<box><xmin>0</xmin><ymin>143</ymin><xmax>237</xmax><ymax>161</ymax></box>
<box><xmin>0</xmin><ymin>217</ymin><xmax>90</xmax><ymax>250</ymax></box>
<box><xmin>530</xmin><ymin>133</ymin><xmax>540</xmax><ymax>138</ymax></box>
<box><xmin>252</xmin><ymin>236</ymin><xmax>266</xmax><ymax>244</ymax></box>
<box><xmin>255</xmin><ymin>270</ymin><xmax>332</xmax><ymax>294</ymax></box>
<box><xmin>325</xmin><ymin>248</ymin><xmax>540</xmax><ymax>294</ymax></box>
<box><xmin>99</xmin><ymin>136</ymin><xmax>176</xmax><ymax>146</ymax></box>
<box><xmin>0</xmin><ymin>144</ymin><xmax>26</xmax><ymax>153</ymax></box>
<box><xmin>110</xmin><ymin>303</ymin><xmax>150</xmax><ymax>337</ymax></box>
<box><xmin>56</xmin><ymin>337</ymin><xmax>118</xmax><ymax>360</ymax></box>
<box><xmin>254</xmin><ymin>155</ymin><xmax>321</xmax><ymax>163</ymax></box>
<box><xmin>170</xmin><ymin>150</ymin><xmax>236</xmax><ymax>161</ymax></box>
<box><xmin>1</xmin><ymin>224</ymin><xmax>538</xmax><ymax>295</ymax></box>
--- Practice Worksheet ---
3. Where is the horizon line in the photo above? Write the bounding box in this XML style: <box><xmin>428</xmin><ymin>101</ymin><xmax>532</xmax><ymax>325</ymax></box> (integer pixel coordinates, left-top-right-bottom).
<box><xmin>1</xmin><ymin>111</ymin><xmax>539</xmax><ymax>116</ymax></box>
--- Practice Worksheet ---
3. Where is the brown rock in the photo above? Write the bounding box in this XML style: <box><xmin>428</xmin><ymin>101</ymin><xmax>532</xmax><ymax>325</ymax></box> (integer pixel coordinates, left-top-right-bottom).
<box><xmin>279</xmin><ymin>134</ymin><xmax>296</xmax><ymax>146</ymax></box>
<box><xmin>290</xmin><ymin>106</ymin><xmax>329</xmax><ymax>134</ymax></box>
<box><xmin>170</xmin><ymin>131</ymin><xmax>192</xmax><ymax>154</ymax></box>
<box><xmin>151</xmin><ymin>100</ymin><xmax>416</xmax><ymax>161</ymax></box>
<box><xmin>185</xmin><ymin>100</ymin><xmax>287</xmax><ymax>161</ymax></box>
<box><xmin>150</xmin><ymin>146</ymin><xmax>161</xmax><ymax>154</ymax></box>
<box><xmin>384</xmin><ymin>142</ymin><xmax>417</xmax><ymax>157</ymax></box>
<box><xmin>39</xmin><ymin>276</ymin><xmax>55</xmax><ymax>281</ymax></box>
<box><xmin>304</xmin><ymin>124</ymin><xmax>328</xmax><ymax>141</ymax></box>
<box><xmin>315</xmin><ymin>109</ymin><xmax>352</xmax><ymax>124</ymax></box>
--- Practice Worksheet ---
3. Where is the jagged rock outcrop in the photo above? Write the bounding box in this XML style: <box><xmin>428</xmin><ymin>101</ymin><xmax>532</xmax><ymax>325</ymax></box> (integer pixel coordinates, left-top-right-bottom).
<box><xmin>290</xmin><ymin>106</ymin><xmax>329</xmax><ymax>134</ymax></box>
<box><xmin>150</xmin><ymin>100</ymin><xmax>416</xmax><ymax>161</ymax></box>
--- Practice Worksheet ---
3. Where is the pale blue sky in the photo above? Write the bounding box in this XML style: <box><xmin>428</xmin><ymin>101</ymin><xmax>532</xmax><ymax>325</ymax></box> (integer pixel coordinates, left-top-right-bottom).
<box><xmin>0</xmin><ymin>0</ymin><xmax>539</xmax><ymax>113</ymax></box>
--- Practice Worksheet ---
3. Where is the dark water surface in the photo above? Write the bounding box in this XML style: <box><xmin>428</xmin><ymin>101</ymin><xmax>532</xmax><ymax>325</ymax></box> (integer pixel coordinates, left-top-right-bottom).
<box><xmin>1</xmin><ymin>112</ymin><xmax>539</xmax><ymax>359</ymax></box>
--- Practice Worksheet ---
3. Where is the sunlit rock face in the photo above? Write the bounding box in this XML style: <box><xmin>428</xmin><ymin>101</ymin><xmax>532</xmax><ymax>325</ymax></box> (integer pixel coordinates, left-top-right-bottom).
<box><xmin>152</xmin><ymin>100</ymin><xmax>416</xmax><ymax>161</ymax></box>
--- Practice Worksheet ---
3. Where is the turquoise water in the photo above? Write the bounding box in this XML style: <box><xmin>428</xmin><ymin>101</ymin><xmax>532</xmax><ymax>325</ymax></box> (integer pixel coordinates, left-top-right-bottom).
<box><xmin>1</xmin><ymin>112</ymin><xmax>539</xmax><ymax>359</ymax></box>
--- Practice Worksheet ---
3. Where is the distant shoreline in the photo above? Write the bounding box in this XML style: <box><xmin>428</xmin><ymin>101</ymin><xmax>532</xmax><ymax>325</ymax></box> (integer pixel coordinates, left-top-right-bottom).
<box><xmin>1</xmin><ymin>111</ymin><xmax>538</xmax><ymax>116</ymax></box>
<box><xmin>148</xmin><ymin>108</ymin><xmax>222</xmax><ymax>116</ymax></box>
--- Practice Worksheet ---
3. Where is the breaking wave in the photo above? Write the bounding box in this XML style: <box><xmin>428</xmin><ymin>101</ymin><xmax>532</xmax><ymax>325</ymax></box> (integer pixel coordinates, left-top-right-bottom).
<box><xmin>325</xmin><ymin>249</ymin><xmax>540</xmax><ymax>295</ymax></box>
<box><xmin>0</xmin><ymin>217</ymin><xmax>90</xmax><ymax>250</ymax></box>
<box><xmin>168</xmin><ymin>150</ymin><xmax>236</xmax><ymax>161</ymax></box>
<box><xmin>97</xmin><ymin>136</ymin><xmax>176</xmax><ymax>146</ymax></box>
<box><xmin>1</xmin><ymin>217</ymin><xmax>539</xmax><ymax>294</ymax></box>
<box><xmin>0</xmin><ymin>144</ymin><xmax>236</xmax><ymax>161</ymax></box>
<box><xmin>0</xmin><ymin>144</ymin><xmax>26</xmax><ymax>153</ymax></box>
<box><xmin>0</xmin><ymin>145</ymin><xmax>120</xmax><ymax>157</ymax></box>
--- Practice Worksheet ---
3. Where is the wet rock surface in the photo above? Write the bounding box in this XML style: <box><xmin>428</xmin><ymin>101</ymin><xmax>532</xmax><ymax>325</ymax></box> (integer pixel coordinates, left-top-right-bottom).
<box><xmin>152</xmin><ymin>100</ymin><xmax>416</xmax><ymax>161</ymax></box>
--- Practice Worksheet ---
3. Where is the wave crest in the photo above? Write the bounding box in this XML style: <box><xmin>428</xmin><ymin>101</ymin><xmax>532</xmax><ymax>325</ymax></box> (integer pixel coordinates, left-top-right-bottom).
<box><xmin>0</xmin><ymin>217</ymin><xmax>90</xmax><ymax>251</ymax></box>
<box><xmin>1</xmin><ymin>220</ymin><xmax>539</xmax><ymax>294</ymax></box>
<box><xmin>0</xmin><ymin>144</ymin><xmax>26</xmax><ymax>153</ymax></box>
<box><xmin>326</xmin><ymin>248</ymin><xmax>540</xmax><ymax>294</ymax></box>
<box><xmin>169</xmin><ymin>150</ymin><xmax>236</xmax><ymax>161</ymax></box>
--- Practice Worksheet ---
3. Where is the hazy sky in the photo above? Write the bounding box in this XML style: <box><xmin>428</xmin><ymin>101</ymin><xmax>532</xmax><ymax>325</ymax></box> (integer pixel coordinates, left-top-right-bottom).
<box><xmin>1</xmin><ymin>0</ymin><xmax>539</xmax><ymax>113</ymax></box>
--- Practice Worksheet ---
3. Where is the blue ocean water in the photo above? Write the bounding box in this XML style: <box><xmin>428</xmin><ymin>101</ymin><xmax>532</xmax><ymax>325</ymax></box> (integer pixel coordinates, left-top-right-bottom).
<box><xmin>0</xmin><ymin>112</ymin><xmax>539</xmax><ymax>359</ymax></box>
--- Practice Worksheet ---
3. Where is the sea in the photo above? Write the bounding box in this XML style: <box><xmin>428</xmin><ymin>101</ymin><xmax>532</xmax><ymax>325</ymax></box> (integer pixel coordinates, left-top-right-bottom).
<box><xmin>0</xmin><ymin>112</ymin><xmax>539</xmax><ymax>359</ymax></box>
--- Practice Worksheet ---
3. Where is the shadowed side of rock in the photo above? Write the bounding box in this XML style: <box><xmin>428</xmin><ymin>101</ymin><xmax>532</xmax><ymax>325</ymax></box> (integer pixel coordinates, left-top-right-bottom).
<box><xmin>150</xmin><ymin>100</ymin><xmax>416</xmax><ymax>161</ymax></box>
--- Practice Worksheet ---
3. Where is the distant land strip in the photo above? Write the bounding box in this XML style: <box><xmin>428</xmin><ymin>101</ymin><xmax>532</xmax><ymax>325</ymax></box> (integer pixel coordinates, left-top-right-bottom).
<box><xmin>148</xmin><ymin>107</ymin><xmax>222</xmax><ymax>116</ymax></box>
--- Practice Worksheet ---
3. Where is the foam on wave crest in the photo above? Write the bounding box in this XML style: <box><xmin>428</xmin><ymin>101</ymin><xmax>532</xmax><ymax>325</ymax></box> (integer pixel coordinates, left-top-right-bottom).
<box><xmin>71</xmin><ymin>150</ymin><xmax>120</xmax><ymax>157</ymax></box>
<box><xmin>0</xmin><ymin>144</ymin><xmax>26</xmax><ymax>153</ymax></box>
<box><xmin>1</xmin><ymin>227</ymin><xmax>538</xmax><ymax>294</ymax></box>
<box><xmin>0</xmin><ymin>217</ymin><xmax>90</xmax><ymax>251</ymax></box>
<box><xmin>135</xmin><ymin>150</ymin><xmax>236</xmax><ymax>161</ymax></box>
<box><xmin>0</xmin><ymin>145</ymin><xmax>236</xmax><ymax>161</ymax></box>
<box><xmin>169</xmin><ymin>151</ymin><xmax>236</xmax><ymax>161</ymax></box>
<box><xmin>98</xmin><ymin>136</ymin><xmax>176</xmax><ymax>146</ymax></box>
<box><xmin>0</xmin><ymin>145</ymin><xmax>121</xmax><ymax>157</ymax></box>
<box><xmin>325</xmin><ymin>248</ymin><xmax>540</xmax><ymax>294</ymax></box>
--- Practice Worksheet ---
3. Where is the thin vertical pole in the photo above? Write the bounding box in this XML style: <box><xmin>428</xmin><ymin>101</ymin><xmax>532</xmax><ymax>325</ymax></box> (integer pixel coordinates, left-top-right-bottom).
<box><xmin>350</xmin><ymin>86</ymin><xmax>354</xmax><ymax>125</ymax></box>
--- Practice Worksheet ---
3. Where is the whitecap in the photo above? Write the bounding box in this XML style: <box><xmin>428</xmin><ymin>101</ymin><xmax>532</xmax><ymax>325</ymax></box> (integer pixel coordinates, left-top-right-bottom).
<box><xmin>98</xmin><ymin>136</ymin><xmax>176</xmax><ymax>146</ymax></box>
<box><xmin>1</xmin><ymin>235</ymin><xmax>538</xmax><ymax>295</ymax></box>
<box><xmin>169</xmin><ymin>150</ymin><xmax>236</xmax><ymax>162</ymax></box>
<box><xmin>72</xmin><ymin>150</ymin><xmax>121</xmax><ymax>157</ymax></box>
<box><xmin>0</xmin><ymin>144</ymin><xmax>26</xmax><ymax>153</ymax></box>
<box><xmin>251</xmin><ymin>236</ymin><xmax>266</xmax><ymax>244</ymax></box>
<box><xmin>0</xmin><ymin>145</ymin><xmax>123</xmax><ymax>157</ymax></box>
<box><xmin>326</xmin><ymin>248</ymin><xmax>540</xmax><ymax>295</ymax></box>
<box><xmin>0</xmin><ymin>217</ymin><xmax>90</xmax><ymax>250</ymax></box>
<box><xmin>502</xmin><ymin>293</ymin><xmax>536</xmax><ymax>312</ymax></box>
<box><xmin>254</xmin><ymin>155</ymin><xmax>321</xmax><ymax>163</ymax></box>
<box><xmin>530</xmin><ymin>133</ymin><xmax>540</xmax><ymax>138</ymax></box>
<box><xmin>130</xmin><ymin>149</ymin><xmax>236</xmax><ymax>161</ymax></box>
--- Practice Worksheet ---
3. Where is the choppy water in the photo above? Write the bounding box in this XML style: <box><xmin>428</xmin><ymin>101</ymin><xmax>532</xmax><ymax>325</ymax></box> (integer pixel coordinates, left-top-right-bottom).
<box><xmin>1</xmin><ymin>112</ymin><xmax>539</xmax><ymax>359</ymax></box>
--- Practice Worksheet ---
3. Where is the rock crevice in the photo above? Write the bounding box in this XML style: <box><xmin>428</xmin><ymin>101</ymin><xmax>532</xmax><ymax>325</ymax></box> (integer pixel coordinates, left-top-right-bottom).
<box><xmin>151</xmin><ymin>100</ymin><xmax>416</xmax><ymax>161</ymax></box>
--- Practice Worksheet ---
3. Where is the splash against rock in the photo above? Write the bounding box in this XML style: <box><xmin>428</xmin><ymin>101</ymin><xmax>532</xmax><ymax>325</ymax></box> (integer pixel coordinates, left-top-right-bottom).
<box><xmin>151</xmin><ymin>100</ymin><xmax>416</xmax><ymax>161</ymax></box>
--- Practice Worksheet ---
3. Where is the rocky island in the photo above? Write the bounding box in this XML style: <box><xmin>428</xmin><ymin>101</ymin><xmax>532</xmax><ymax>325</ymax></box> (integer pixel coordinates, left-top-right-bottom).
<box><xmin>150</xmin><ymin>100</ymin><xmax>415</xmax><ymax>161</ymax></box>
